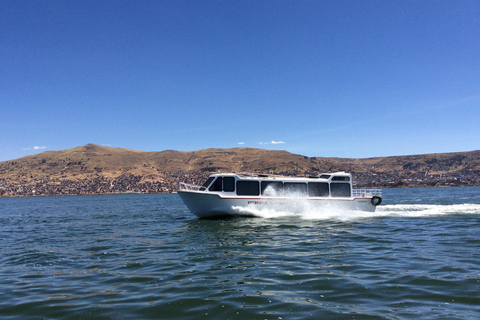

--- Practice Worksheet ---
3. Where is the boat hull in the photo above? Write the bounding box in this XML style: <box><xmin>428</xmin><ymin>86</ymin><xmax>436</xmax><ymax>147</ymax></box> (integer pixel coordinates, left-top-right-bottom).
<box><xmin>177</xmin><ymin>190</ymin><xmax>377</xmax><ymax>218</ymax></box>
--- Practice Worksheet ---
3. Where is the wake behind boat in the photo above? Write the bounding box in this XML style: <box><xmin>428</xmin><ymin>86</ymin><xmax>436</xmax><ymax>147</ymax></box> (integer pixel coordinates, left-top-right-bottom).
<box><xmin>177</xmin><ymin>172</ymin><xmax>382</xmax><ymax>218</ymax></box>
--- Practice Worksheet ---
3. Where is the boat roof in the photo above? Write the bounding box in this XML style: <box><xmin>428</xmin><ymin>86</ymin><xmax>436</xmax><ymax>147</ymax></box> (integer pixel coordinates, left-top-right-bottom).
<box><xmin>207</xmin><ymin>172</ymin><xmax>351</xmax><ymax>181</ymax></box>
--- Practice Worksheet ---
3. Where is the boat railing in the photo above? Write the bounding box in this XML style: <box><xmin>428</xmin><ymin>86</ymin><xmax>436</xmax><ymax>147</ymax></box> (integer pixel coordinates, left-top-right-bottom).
<box><xmin>179</xmin><ymin>182</ymin><xmax>202</xmax><ymax>191</ymax></box>
<box><xmin>352</xmin><ymin>189</ymin><xmax>382</xmax><ymax>198</ymax></box>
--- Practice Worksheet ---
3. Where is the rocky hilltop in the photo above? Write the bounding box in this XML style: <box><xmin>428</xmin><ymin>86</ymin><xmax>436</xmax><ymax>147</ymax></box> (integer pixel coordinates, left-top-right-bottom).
<box><xmin>1</xmin><ymin>144</ymin><xmax>479</xmax><ymax>196</ymax></box>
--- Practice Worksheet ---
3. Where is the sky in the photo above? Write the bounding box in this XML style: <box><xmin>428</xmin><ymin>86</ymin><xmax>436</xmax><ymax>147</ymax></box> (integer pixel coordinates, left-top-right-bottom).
<box><xmin>1</xmin><ymin>0</ymin><xmax>479</xmax><ymax>162</ymax></box>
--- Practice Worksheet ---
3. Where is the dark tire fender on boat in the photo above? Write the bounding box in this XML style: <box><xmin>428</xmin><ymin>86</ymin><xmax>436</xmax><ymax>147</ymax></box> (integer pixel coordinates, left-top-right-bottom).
<box><xmin>371</xmin><ymin>196</ymin><xmax>382</xmax><ymax>206</ymax></box>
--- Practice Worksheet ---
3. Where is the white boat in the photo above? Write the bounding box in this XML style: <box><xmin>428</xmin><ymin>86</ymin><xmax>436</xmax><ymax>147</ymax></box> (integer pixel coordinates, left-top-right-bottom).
<box><xmin>177</xmin><ymin>172</ymin><xmax>382</xmax><ymax>218</ymax></box>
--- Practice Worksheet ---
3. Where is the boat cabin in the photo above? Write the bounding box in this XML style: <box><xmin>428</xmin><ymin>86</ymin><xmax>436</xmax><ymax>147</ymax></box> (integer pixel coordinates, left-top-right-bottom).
<box><xmin>198</xmin><ymin>172</ymin><xmax>353</xmax><ymax>198</ymax></box>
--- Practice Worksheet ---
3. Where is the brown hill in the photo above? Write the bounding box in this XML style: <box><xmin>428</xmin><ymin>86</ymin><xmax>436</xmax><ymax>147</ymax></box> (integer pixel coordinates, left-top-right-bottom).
<box><xmin>1</xmin><ymin>144</ymin><xmax>480</xmax><ymax>196</ymax></box>
<box><xmin>0</xmin><ymin>144</ymin><xmax>339</xmax><ymax>179</ymax></box>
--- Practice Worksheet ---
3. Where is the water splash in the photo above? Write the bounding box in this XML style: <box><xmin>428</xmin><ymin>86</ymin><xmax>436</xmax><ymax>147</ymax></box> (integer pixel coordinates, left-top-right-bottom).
<box><xmin>231</xmin><ymin>200</ymin><xmax>378</xmax><ymax>221</ymax></box>
<box><xmin>377</xmin><ymin>203</ymin><xmax>480</xmax><ymax>217</ymax></box>
<box><xmin>232</xmin><ymin>203</ymin><xmax>480</xmax><ymax>221</ymax></box>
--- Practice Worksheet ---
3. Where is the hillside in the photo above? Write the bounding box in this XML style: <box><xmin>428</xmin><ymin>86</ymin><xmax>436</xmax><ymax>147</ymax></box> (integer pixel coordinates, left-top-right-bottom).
<box><xmin>1</xmin><ymin>144</ymin><xmax>480</xmax><ymax>196</ymax></box>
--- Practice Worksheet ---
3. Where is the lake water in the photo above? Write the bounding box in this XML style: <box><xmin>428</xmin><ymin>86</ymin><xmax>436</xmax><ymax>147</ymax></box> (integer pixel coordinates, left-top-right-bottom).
<box><xmin>1</xmin><ymin>187</ymin><xmax>479</xmax><ymax>319</ymax></box>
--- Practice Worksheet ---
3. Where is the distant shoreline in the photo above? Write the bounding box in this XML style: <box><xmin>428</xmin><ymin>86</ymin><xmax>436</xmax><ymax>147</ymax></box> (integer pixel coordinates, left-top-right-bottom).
<box><xmin>1</xmin><ymin>177</ymin><xmax>476</xmax><ymax>198</ymax></box>
<box><xmin>1</xmin><ymin>145</ymin><xmax>479</xmax><ymax>197</ymax></box>
<box><xmin>1</xmin><ymin>185</ymin><xmax>476</xmax><ymax>199</ymax></box>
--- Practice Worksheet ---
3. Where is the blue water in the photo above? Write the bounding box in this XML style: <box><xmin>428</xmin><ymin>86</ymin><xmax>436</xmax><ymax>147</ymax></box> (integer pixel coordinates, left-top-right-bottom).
<box><xmin>1</xmin><ymin>187</ymin><xmax>479</xmax><ymax>319</ymax></box>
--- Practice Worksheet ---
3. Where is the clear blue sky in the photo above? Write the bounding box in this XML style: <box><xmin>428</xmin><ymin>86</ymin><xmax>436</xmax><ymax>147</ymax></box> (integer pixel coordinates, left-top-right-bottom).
<box><xmin>1</xmin><ymin>0</ymin><xmax>479</xmax><ymax>162</ymax></box>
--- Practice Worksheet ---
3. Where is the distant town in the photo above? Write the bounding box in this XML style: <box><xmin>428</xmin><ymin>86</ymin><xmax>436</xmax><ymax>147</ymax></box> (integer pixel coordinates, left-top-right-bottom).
<box><xmin>1</xmin><ymin>168</ymin><xmax>479</xmax><ymax>197</ymax></box>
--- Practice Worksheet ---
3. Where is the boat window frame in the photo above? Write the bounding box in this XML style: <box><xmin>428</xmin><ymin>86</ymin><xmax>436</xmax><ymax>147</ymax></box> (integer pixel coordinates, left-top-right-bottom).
<box><xmin>236</xmin><ymin>180</ymin><xmax>260</xmax><ymax>196</ymax></box>
<box><xmin>307</xmin><ymin>182</ymin><xmax>330</xmax><ymax>197</ymax></box>
<box><xmin>330</xmin><ymin>182</ymin><xmax>352</xmax><ymax>197</ymax></box>
<box><xmin>223</xmin><ymin>177</ymin><xmax>235</xmax><ymax>192</ymax></box>
<box><xmin>209</xmin><ymin>177</ymin><xmax>223</xmax><ymax>192</ymax></box>
<box><xmin>261</xmin><ymin>181</ymin><xmax>284</xmax><ymax>196</ymax></box>
<box><xmin>284</xmin><ymin>182</ymin><xmax>307</xmax><ymax>196</ymax></box>
<box><xmin>332</xmin><ymin>176</ymin><xmax>350</xmax><ymax>182</ymax></box>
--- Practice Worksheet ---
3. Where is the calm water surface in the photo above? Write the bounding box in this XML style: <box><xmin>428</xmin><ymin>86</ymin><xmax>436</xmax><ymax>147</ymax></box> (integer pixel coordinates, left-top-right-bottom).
<box><xmin>1</xmin><ymin>187</ymin><xmax>480</xmax><ymax>319</ymax></box>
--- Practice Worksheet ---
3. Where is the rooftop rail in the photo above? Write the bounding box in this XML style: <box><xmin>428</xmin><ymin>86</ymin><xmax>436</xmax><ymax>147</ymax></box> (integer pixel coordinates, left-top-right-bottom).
<box><xmin>352</xmin><ymin>189</ymin><xmax>382</xmax><ymax>197</ymax></box>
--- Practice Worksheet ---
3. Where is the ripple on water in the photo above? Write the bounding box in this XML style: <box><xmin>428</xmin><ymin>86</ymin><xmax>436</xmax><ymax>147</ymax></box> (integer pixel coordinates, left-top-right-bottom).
<box><xmin>1</xmin><ymin>192</ymin><xmax>480</xmax><ymax>319</ymax></box>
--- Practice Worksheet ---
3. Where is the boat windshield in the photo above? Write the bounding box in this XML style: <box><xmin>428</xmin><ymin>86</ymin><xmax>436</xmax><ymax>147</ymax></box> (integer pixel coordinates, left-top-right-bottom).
<box><xmin>200</xmin><ymin>176</ymin><xmax>215</xmax><ymax>191</ymax></box>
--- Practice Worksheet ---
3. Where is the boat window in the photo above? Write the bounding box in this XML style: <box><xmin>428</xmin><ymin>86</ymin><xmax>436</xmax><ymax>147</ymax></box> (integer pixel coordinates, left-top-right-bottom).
<box><xmin>200</xmin><ymin>176</ymin><xmax>215</xmax><ymax>191</ymax></box>
<box><xmin>308</xmin><ymin>182</ymin><xmax>329</xmax><ymax>197</ymax></box>
<box><xmin>332</xmin><ymin>176</ymin><xmax>350</xmax><ymax>181</ymax></box>
<box><xmin>319</xmin><ymin>174</ymin><xmax>331</xmax><ymax>179</ymax></box>
<box><xmin>261</xmin><ymin>181</ymin><xmax>284</xmax><ymax>196</ymax></box>
<box><xmin>209</xmin><ymin>177</ymin><xmax>223</xmax><ymax>192</ymax></box>
<box><xmin>223</xmin><ymin>177</ymin><xmax>235</xmax><ymax>192</ymax></box>
<box><xmin>284</xmin><ymin>182</ymin><xmax>307</xmax><ymax>196</ymax></box>
<box><xmin>330</xmin><ymin>183</ymin><xmax>351</xmax><ymax>197</ymax></box>
<box><xmin>236</xmin><ymin>180</ymin><xmax>260</xmax><ymax>196</ymax></box>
